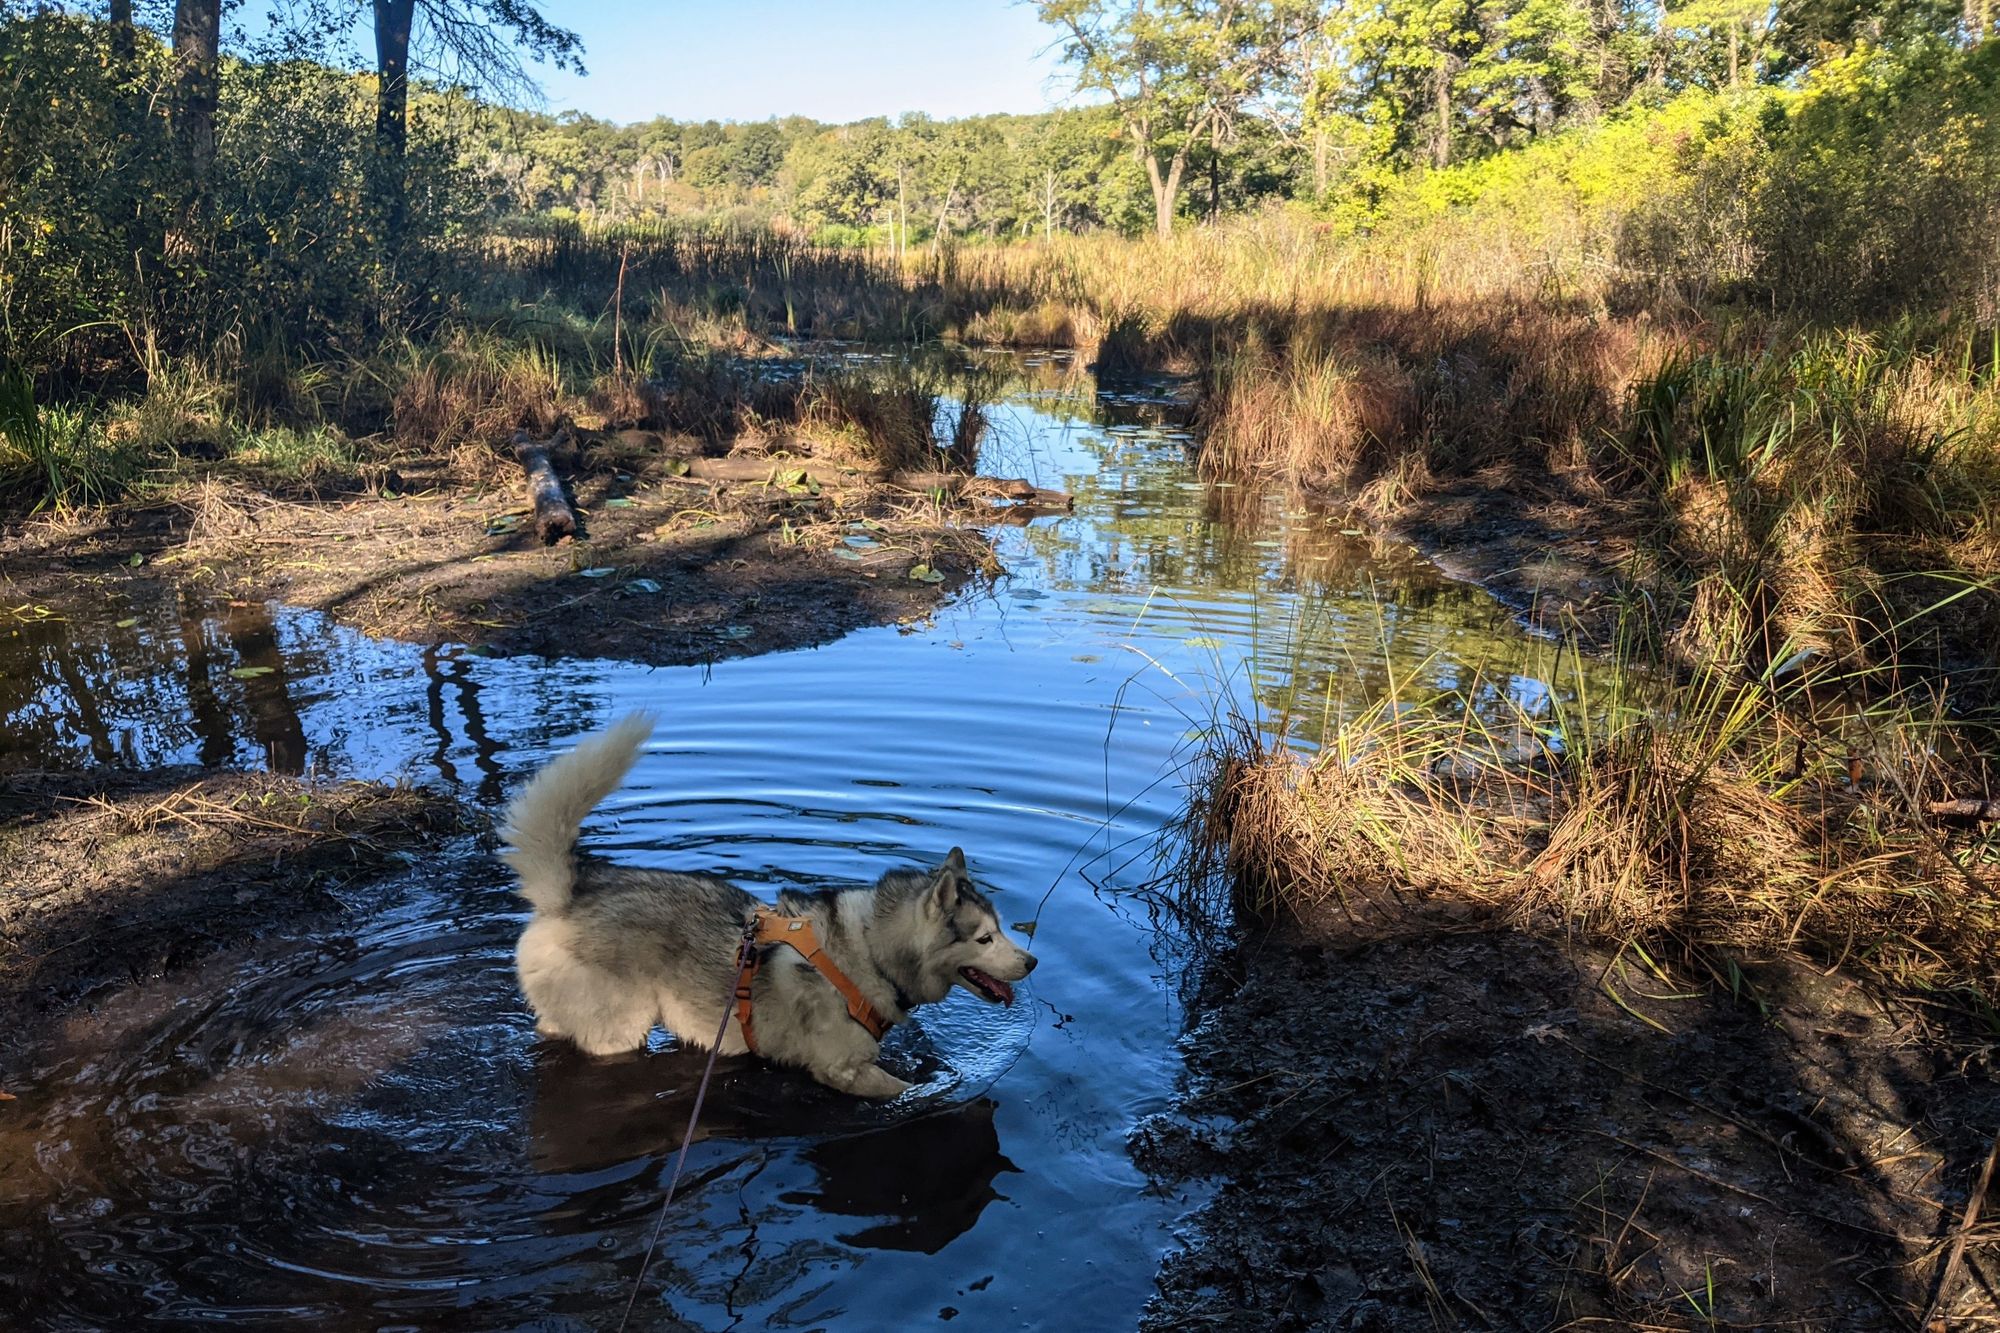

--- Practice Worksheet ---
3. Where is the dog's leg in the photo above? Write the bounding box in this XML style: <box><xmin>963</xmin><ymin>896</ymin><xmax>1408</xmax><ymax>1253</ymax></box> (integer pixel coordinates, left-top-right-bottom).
<box><xmin>811</xmin><ymin>1060</ymin><xmax>911</xmax><ymax>1100</ymax></box>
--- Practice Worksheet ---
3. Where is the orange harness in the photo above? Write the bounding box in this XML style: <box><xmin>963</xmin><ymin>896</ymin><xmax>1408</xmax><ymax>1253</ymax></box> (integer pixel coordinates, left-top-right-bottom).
<box><xmin>734</xmin><ymin>906</ymin><xmax>890</xmax><ymax>1056</ymax></box>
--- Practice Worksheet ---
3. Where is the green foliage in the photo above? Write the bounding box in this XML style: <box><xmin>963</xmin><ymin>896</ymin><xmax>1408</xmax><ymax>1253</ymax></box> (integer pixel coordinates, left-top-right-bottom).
<box><xmin>0</xmin><ymin>360</ymin><xmax>134</xmax><ymax>510</ymax></box>
<box><xmin>0</xmin><ymin>9</ymin><xmax>484</xmax><ymax>380</ymax></box>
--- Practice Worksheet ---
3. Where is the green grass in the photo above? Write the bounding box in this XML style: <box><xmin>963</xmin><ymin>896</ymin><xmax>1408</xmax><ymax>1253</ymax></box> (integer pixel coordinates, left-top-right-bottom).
<box><xmin>0</xmin><ymin>362</ymin><xmax>136</xmax><ymax>511</ymax></box>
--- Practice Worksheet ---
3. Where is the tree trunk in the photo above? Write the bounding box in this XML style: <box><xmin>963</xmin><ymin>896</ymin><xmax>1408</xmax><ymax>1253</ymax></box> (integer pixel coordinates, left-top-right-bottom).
<box><xmin>1728</xmin><ymin>20</ymin><xmax>1740</xmax><ymax>87</ymax></box>
<box><xmin>1431</xmin><ymin>56</ymin><xmax>1453</xmax><ymax>168</ymax></box>
<box><xmin>1144</xmin><ymin>147</ymin><xmax>1187</xmax><ymax>238</ymax></box>
<box><xmin>373</xmin><ymin>0</ymin><xmax>416</xmax><ymax>249</ymax></box>
<box><xmin>896</xmin><ymin>166</ymin><xmax>908</xmax><ymax>260</ymax></box>
<box><xmin>1042</xmin><ymin>167</ymin><xmax>1057</xmax><ymax>242</ymax></box>
<box><xmin>171</xmin><ymin>0</ymin><xmax>221</xmax><ymax>182</ymax></box>
<box><xmin>930</xmin><ymin>177</ymin><xmax>960</xmax><ymax>263</ymax></box>
<box><xmin>110</xmin><ymin>0</ymin><xmax>136</xmax><ymax>67</ymax></box>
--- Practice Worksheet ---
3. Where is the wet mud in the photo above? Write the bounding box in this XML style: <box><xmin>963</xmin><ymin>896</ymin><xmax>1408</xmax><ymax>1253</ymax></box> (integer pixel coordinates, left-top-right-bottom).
<box><xmin>0</xmin><ymin>766</ymin><xmax>468</xmax><ymax>1062</ymax></box>
<box><xmin>0</xmin><ymin>436</ymin><xmax>994</xmax><ymax>670</ymax></box>
<box><xmin>1138</xmin><ymin>912</ymin><xmax>2000</xmax><ymax>1330</ymax></box>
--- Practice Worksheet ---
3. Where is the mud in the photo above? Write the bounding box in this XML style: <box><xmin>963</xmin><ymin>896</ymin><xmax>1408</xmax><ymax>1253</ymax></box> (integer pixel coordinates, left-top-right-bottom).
<box><xmin>0</xmin><ymin>434</ymin><xmax>996</xmax><ymax>669</ymax></box>
<box><xmin>1378</xmin><ymin>478</ymin><xmax>1647</xmax><ymax>647</ymax></box>
<box><xmin>1138</xmin><ymin>911</ymin><xmax>2000</xmax><ymax>1330</ymax></box>
<box><xmin>0</xmin><ymin>767</ymin><xmax>468</xmax><ymax>1061</ymax></box>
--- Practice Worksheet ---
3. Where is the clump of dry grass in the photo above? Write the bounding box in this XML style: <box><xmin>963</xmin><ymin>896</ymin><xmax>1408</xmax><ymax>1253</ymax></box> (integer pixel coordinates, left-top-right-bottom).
<box><xmin>1177</xmin><ymin>642</ymin><xmax>2000</xmax><ymax>1007</ymax></box>
<box><xmin>389</xmin><ymin>330</ymin><xmax>567</xmax><ymax>452</ymax></box>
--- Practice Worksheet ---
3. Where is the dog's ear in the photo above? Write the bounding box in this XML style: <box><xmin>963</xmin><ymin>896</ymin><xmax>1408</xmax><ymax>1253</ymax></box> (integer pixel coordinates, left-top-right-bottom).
<box><xmin>929</xmin><ymin>849</ymin><xmax>966</xmax><ymax>915</ymax></box>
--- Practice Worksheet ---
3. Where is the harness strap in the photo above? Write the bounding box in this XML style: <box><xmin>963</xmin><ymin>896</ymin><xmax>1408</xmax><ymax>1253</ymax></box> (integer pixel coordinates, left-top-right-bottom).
<box><xmin>735</xmin><ymin>906</ymin><xmax>890</xmax><ymax>1055</ymax></box>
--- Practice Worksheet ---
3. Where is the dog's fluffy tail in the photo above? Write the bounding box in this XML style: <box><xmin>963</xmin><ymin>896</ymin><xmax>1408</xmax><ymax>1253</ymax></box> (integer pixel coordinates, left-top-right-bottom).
<box><xmin>500</xmin><ymin>712</ymin><xmax>656</xmax><ymax>915</ymax></box>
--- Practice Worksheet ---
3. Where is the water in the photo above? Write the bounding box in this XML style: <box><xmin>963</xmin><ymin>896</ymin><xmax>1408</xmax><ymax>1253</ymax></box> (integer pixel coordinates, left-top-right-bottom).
<box><xmin>0</xmin><ymin>355</ymin><xmax>1586</xmax><ymax>1329</ymax></box>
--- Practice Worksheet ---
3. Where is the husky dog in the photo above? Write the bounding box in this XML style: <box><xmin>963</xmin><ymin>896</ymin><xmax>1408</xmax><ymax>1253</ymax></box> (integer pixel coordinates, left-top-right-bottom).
<box><xmin>500</xmin><ymin>714</ymin><xmax>1038</xmax><ymax>1099</ymax></box>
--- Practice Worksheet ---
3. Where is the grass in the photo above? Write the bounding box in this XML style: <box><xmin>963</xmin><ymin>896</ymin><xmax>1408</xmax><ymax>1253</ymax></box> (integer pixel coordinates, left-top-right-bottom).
<box><xmin>1176</xmin><ymin>595</ymin><xmax>2000</xmax><ymax>1012</ymax></box>
<box><xmin>0</xmin><ymin>361</ymin><xmax>136</xmax><ymax>511</ymax></box>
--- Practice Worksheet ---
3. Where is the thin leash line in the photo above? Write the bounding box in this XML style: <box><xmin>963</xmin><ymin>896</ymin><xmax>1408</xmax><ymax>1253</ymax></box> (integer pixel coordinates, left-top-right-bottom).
<box><xmin>615</xmin><ymin>923</ymin><xmax>758</xmax><ymax>1333</ymax></box>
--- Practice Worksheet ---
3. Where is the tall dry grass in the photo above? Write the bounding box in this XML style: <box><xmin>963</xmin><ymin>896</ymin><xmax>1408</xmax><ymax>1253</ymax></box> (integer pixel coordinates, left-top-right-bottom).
<box><xmin>1178</xmin><ymin>622</ymin><xmax>2000</xmax><ymax>1009</ymax></box>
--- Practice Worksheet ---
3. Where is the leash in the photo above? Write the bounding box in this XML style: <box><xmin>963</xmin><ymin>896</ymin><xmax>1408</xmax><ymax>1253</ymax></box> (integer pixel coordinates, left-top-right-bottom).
<box><xmin>615</xmin><ymin>917</ymin><xmax>760</xmax><ymax>1333</ymax></box>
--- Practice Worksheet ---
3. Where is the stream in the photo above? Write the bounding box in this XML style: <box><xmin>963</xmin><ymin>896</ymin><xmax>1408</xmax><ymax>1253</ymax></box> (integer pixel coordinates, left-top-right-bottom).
<box><xmin>0</xmin><ymin>354</ymin><xmax>1589</xmax><ymax>1329</ymax></box>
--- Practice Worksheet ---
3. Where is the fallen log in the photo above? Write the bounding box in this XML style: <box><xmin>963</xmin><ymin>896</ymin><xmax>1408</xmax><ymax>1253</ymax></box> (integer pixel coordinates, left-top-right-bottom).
<box><xmin>512</xmin><ymin>428</ymin><xmax>578</xmax><ymax>545</ymax></box>
<box><xmin>1927</xmin><ymin>798</ymin><xmax>2000</xmax><ymax>827</ymax></box>
<box><xmin>676</xmin><ymin>456</ymin><xmax>1072</xmax><ymax>510</ymax></box>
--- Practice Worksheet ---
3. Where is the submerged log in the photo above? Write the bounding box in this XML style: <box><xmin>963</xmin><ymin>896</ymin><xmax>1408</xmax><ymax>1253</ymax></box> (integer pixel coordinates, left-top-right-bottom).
<box><xmin>512</xmin><ymin>428</ymin><xmax>578</xmax><ymax>545</ymax></box>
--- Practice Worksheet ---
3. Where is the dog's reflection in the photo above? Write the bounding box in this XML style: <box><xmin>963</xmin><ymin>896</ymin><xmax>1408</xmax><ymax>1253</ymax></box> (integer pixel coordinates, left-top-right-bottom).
<box><xmin>529</xmin><ymin>1042</ymin><xmax>1017</xmax><ymax>1255</ymax></box>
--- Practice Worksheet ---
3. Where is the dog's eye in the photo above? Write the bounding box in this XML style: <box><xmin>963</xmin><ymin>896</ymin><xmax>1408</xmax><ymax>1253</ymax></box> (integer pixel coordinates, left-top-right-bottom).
<box><xmin>977</xmin><ymin>934</ymin><xmax>993</xmax><ymax>945</ymax></box>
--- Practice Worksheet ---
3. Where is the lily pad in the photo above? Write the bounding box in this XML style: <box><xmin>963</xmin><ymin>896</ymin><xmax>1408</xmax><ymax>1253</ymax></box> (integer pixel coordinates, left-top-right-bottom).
<box><xmin>126</xmin><ymin>552</ymin><xmax>144</xmax><ymax>567</ymax></box>
<box><xmin>604</xmin><ymin>496</ymin><xmax>635</xmax><ymax>508</ymax></box>
<box><xmin>230</xmin><ymin>665</ymin><xmax>276</xmax><ymax>679</ymax></box>
<box><xmin>1184</xmin><ymin>635</ymin><xmax>1224</xmax><ymax>650</ymax></box>
<box><xmin>908</xmin><ymin>564</ymin><xmax>946</xmax><ymax>584</ymax></box>
<box><xmin>843</xmin><ymin>534</ymin><xmax>878</xmax><ymax>549</ymax></box>
<box><xmin>833</xmin><ymin>548</ymin><xmax>864</xmax><ymax>562</ymax></box>
<box><xmin>663</xmin><ymin>457</ymin><xmax>691</xmax><ymax>477</ymax></box>
<box><xmin>624</xmin><ymin>578</ymin><xmax>662</xmax><ymax>594</ymax></box>
<box><xmin>578</xmin><ymin>566</ymin><xmax>617</xmax><ymax>578</ymax></box>
<box><xmin>719</xmin><ymin>624</ymin><xmax>754</xmax><ymax>640</ymax></box>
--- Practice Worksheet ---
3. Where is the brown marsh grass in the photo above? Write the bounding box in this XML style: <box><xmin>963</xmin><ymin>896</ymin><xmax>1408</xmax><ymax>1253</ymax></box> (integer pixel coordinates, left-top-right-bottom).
<box><xmin>1176</xmin><ymin>602</ymin><xmax>2000</xmax><ymax>1011</ymax></box>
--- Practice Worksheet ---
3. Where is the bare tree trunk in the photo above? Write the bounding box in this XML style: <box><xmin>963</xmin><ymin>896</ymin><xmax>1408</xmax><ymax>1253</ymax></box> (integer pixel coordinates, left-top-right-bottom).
<box><xmin>1728</xmin><ymin>20</ymin><xmax>1740</xmax><ymax>87</ymax></box>
<box><xmin>1144</xmin><ymin>148</ymin><xmax>1187</xmax><ymax>238</ymax></box>
<box><xmin>930</xmin><ymin>177</ymin><xmax>960</xmax><ymax>263</ymax></box>
<box><xmin>373</xmin><ymin>0</ymin><xmax>416</xmax><ymax>249</ymax></box>
<box><xmin>172</xmin><ymin>0</ymin><xmax>221</xmax><ymax>182</ymax></box>
<box><xmin>1431</xmin><ymin>56</ymin><xmax>1453</xmax><ymax>168</ymax></box>
<box><xmin>896</xmin><ymin>166</ymin><xmax>908</xmax><ymax>260</ymax></box>
<box><xmin>1042</xmin><ymin>166</ymin><xmax>1057</xmax><ymax>242</ymax></box>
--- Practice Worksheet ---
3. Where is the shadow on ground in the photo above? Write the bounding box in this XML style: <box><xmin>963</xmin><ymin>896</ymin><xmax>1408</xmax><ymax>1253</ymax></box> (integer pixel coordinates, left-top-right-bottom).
<box><xmin>1138</xmin><ymin>909</ymin><xmax>2000</xmax><ymax>1330</ymax></box>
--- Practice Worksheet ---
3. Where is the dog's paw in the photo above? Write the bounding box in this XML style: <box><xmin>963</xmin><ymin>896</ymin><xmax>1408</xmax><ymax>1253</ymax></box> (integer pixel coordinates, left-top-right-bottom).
<box><xmin>819</xmin><ymin>1062</ymin><xmax>911</xmax><ymax>1099</ymax></box>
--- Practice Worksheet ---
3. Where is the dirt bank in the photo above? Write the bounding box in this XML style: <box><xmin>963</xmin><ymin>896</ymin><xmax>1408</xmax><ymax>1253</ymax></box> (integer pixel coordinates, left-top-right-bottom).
<box><xmin>1139</xmin><ymin>912</ymin><xmax>2000</xmax><ymax>1330</ymax></box>
<box><xmin>0</xmin><ymin>768</ymin><xmax>468</xmax><ymax>1061</ymax></box>
<box><xmin>1377</xmin><ymin>478</ymin><xmax>1644</xmax><ymax>647</ymax></box>
<box><xmin>0</xmin><ymin>431</ymin><xmax>1016</xmax><ymax>668</ymax></box>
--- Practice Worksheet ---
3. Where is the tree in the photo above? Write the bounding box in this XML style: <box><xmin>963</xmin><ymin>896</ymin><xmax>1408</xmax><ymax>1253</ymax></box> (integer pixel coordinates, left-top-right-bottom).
<box><xmin>369</xmin><ymin>0</ymin><xmax>584</xmax><ymax>244</ymax></box>
<box><xmin>1037</xmin><ymin>0</ymin><xmax>1312</xmax><ymax>236</ymax></box>
<box><xmin>172</xmin><ymin>0</ymin><xmax>220</xmax><ymax>183</ymax></box>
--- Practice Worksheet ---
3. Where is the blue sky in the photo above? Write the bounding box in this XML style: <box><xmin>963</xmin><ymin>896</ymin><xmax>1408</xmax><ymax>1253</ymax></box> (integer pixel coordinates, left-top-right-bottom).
<box><xmin>525</xmin><ymin>1</ymin><xmax>1075</xmax><ymax>126</ymax></box>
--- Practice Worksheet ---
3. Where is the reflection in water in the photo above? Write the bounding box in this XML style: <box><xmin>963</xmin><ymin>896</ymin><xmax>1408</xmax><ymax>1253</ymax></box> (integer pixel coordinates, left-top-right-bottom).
<box><xmin>0</xmin><ymin>353</ymin><xmax>1622</xmax><ymax>1329</ymax></box>
<box><xmin>221</xmin><ymin>602</ymin><xmax>310</xmax><ymax>773</ymax></box>
<box><xmin>794</xmin><ymin>1101</ymin><xmax>1017</xmax><ymax>1255</ymax></box>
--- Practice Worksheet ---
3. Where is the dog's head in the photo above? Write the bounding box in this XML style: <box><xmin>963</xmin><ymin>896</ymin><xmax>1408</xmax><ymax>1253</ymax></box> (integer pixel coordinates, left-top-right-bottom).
<box><xmin>886</xmin><ymin>848</ymin><xmax>1037</xmax><ymax>1008</ymax></box>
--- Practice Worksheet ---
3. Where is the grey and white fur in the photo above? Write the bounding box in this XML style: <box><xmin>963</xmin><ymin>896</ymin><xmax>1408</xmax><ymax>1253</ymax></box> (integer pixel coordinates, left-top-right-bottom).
<box><xmin>500</xmin><ymin>714</ymin><xmax>1038</xmax><ymax>1098</ymax></box>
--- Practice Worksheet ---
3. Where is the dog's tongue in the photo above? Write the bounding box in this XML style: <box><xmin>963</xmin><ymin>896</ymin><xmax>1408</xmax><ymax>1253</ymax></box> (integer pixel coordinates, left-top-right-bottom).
<box><xmin>968</xmin><ymin>967</ymin><xmax>1015</xmax><ymax>1005</ymax></box>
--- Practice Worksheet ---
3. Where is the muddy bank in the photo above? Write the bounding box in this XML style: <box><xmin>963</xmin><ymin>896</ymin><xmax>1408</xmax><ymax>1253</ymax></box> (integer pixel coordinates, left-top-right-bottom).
<box><xmin>0</xmin><ymin>767</ymin><xmax>468</xmax><ymax>1059</ymax></box>
<box><xmin>0</xmin><ymin>432</ymin><xmax>1009</xmax><ymax>668</ymax></box>
<box><xmin>1365</xmin><ymin>478</ymin><xmax>1645</xmax><ymax>647</ymax></box>
<box><xmin>1139</xmin><ymin>915</ymin><xmax>2000</xmax><ymax>1330</ymax></box>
